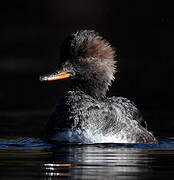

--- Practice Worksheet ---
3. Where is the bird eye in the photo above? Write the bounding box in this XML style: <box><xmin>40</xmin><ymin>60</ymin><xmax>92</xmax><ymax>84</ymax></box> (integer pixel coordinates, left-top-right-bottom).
<box><xmin>75</xmin><ymin>59</ymin><xmax>81</xmax><ymax>64</ymax></box>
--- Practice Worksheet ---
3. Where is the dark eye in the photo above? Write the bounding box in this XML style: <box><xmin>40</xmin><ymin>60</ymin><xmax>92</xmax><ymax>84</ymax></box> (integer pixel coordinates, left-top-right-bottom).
<box><xmin>75</xmin><ymin>59</ymin><xmax>81</xmax><ymax>64</ymax></box>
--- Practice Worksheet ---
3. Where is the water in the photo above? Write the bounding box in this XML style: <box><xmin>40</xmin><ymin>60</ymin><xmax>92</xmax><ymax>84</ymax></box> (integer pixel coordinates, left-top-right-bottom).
<box><xmin>1</xmin><ymin>138</ymin><xmax>174</xmax><ymax>180</ymax></box>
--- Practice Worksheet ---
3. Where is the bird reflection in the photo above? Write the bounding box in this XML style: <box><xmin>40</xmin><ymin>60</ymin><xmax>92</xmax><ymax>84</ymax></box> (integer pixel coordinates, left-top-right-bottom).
<box><xmin>42</xmin><ymin>144</ymin><xmax>154</xmax><ymax>179</ymax></box>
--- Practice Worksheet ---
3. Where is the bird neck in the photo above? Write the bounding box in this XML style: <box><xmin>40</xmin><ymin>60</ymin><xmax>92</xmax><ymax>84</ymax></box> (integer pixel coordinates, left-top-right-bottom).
<box><xmin>72</xmin><ymin>79</ymin><xmax>110</xmax><ymax>100</ymax></box>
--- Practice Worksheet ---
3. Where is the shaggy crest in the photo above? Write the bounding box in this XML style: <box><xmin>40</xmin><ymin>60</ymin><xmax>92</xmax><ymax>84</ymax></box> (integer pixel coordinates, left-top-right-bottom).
<box><xmin>60</xmin><ymin>30</ymin><xmax>117</xmax><ymax>99</ymax></box>
<box><xmin>61</xmin><ymin>30</ymin><xmax>116</xmax><ymax>78</ymax></box>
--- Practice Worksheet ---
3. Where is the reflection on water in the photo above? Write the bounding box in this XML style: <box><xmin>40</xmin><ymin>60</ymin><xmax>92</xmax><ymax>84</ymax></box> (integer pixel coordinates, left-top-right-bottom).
<box><xmin>0</xmin><ymin>138</ymin><xmax>174</xmax><ymax>179</ymax></box>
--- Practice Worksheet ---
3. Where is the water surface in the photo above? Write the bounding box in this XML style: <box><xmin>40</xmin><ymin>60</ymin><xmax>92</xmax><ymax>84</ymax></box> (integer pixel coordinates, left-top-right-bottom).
<box><xmin>0</xmin><ymin>137</ymin><xmax>174</xmax><ymax>180</ymax></box>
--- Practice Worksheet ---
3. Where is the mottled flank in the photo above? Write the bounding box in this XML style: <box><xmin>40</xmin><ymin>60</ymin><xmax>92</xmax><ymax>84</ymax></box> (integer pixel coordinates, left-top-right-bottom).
<box><xmin>46</xmin><ymin>91</ymin><xmax>157</xmax><ymax>144</ymax></box>
<box><xmin>43</xmin><ymin>30</ymin><xmax>158</xmax><ymax>144</ymax></box>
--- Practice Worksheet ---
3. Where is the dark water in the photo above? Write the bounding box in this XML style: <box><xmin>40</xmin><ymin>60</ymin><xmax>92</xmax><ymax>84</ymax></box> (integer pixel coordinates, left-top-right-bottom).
<box><xmin>1</xmin><ymin>138</ymin><xmax>174</xmax><ymax>180</ymax></box>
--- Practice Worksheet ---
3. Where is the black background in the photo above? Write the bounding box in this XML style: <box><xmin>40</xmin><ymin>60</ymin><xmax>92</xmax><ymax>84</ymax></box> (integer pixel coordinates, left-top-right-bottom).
<box><xmin>0</xmin><ymin>0</ymin><xmax>173</xmax><ymax>137</ymax></box>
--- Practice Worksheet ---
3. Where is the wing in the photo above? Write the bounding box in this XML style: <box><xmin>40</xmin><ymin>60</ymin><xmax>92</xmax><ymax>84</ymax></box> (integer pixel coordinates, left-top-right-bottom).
<box><xmin>107</xmin><ymin>96</ymin><xmax>147</xmax><ymax>129</ymax></box>
<box><xmin>106</xmin><ymin>96</ymin><xmax>158</xmax><ymax>144</ymax></box>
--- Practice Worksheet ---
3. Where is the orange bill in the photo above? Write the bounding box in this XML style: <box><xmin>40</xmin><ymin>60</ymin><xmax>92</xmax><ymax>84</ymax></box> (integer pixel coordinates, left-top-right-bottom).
<box><xmin>40</xmin><ymin>70</ymin><xmax>70</xmax><ymax>82</ymax></box>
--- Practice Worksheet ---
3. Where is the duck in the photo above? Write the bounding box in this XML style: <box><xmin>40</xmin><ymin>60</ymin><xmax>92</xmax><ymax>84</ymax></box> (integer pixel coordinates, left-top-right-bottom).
<box><xmin>40</xmin><ymin>30</ymin><xmax>158</xmax><ymax>144</ymax></box>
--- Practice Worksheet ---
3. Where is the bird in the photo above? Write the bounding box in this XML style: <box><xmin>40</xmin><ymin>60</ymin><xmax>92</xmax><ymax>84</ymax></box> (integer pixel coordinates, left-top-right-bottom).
<box><xmin>40</xmin><ymin>30</ymin><xmax>158</xmax><ymax>144</ymax></box>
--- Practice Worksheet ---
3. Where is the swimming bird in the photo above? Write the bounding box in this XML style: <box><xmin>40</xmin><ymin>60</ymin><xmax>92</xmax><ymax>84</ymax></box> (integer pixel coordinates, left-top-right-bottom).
<box><xmin>40</xmin><ymin>30</ymin><xmax>158</xmax><ymax>144</ymax></box>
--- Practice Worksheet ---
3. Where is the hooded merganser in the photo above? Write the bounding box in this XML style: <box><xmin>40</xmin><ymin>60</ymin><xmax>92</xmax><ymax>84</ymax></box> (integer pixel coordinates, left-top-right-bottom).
<box><xmin>40</xmin><ymin>30</ymin><xmax>158</xmax><ymax>144</ymax></box>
